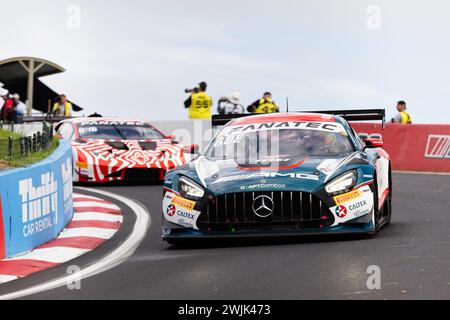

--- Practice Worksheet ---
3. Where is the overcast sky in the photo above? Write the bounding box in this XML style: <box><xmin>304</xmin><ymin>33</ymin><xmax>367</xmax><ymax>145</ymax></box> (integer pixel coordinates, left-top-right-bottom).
<box><xmin>1</xmin><ymin>0</ymin><xmax>449</xmax><ymax>123</ymax></box>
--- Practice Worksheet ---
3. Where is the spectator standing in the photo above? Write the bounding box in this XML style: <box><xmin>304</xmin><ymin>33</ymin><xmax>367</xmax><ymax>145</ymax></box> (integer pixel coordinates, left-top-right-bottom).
<box><xmin>184</xmin><ymin>82</ymin><xmax>213</xmax><ymax>119</ymax></box>
<box><xmin>0</xmin><ymin>89</ymin><xmax>14</xmax><ymax>123</ymax></box>
<box><xmin>217</xmin><ymin>92</ymin><xmax>244</xmax><ymax>115</ymax></box>
<box><xmin>0</xmin><ymin>83</ymin><xmax>4</xmax><ymax>107</ymax></box>
<box><xmin>13</xmin><ymin>93</ymin><xmax>27</xmax><ymax>123</ymax></box>
<box><xmin>393</xmin><ymin>100</ymin><xmax>412</xmax><ymax>124</ymax></box>
<box><xmin>247</xmin><ymin>92</ymin><xmax>279</xmax><ymax>114</ymax></box>
<box><xmin>52</xmin><ymin>94</ymin><xmax>73</xmax><ymax>117</ymax></box>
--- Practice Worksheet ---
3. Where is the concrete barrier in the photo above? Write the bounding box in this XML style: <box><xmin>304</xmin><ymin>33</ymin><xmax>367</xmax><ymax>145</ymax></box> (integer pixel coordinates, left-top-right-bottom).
<box><xmin>0</xmin><ymin>140</ymin><xmax>73</xmax><ymax>258</ymax></box>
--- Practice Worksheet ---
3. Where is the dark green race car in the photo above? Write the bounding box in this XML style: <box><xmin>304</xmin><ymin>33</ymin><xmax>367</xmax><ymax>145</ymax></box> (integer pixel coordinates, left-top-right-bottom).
<box><xmin>162</xmin><ymin>110</ymin><xmax>392</xmax><ymax>245</ymax></box>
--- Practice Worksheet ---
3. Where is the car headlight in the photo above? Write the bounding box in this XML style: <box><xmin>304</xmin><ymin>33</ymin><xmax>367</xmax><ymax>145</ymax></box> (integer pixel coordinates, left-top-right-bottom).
<box><xmin>325</xmin><ymin>171</ymin><xmax>357</xmax><ymax>196</ymax></box>
<box><xmin>179</xmin><ymin>177</ymin><xmax>205</xmax><ymax>200</ymax></box>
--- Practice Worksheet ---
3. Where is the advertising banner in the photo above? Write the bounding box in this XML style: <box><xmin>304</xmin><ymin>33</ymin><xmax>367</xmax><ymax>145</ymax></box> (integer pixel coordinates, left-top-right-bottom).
<box><xmin>0</xmin><ymin>140</ymin><xmax>73</xmax><ymax>258</ymax></box>
<box><xmin>353</xmin><ymin>123</ymin><xmax>450</xmax><ymax>173</ymax></box>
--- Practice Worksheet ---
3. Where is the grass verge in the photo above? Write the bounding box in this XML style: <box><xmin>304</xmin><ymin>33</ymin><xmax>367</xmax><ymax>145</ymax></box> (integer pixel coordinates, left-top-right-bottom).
<box><xmin>0</xmin><ymin>129</ymin><xmax>59</xmax><ymax>169</ymax></box>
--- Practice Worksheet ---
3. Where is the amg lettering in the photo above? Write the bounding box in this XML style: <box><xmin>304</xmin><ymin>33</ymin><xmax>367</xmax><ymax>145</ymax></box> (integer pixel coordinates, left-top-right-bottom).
<box><xmin>212</xmin><ymin>172</ymin><xmax>319</xmax><ymax>184</ymax></box>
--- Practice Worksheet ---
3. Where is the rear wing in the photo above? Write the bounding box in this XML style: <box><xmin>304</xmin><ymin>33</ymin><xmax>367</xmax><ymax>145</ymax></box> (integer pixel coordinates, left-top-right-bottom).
<box><xmin>302</xmin><ymin>109</ymin><xmax>386</xmax><ymax>129</ymax></box>
<box><xmin>212</xmin><ymin>109</ymin><xmax>386</xmax><ymax>129</ymax></box>
<box><xmin>212</xmin><ymin>114</ymin><xmax>250</xmax><ymax>127</ymax></box>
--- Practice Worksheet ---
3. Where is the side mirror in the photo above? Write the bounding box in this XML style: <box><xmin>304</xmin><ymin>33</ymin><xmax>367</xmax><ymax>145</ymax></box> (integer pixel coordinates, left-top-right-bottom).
<box><xmin>183</xmin><ymin>144</ymin><xmax>199</xmax><ymax>154</ymax></box>
<box><xmin>75</xmin><ymin>138</ymin><xmax>87</xmax><ymax>144</ymax></box>
<box><xmin>358</xmin><ymin>133</ymin><xmax>369</xmax><ymax>141</ymax></box>
<box><xmin>364</xmin><ymin>138</ymin><xmax>383</xmax><ymax>149</ymax></box>
<box><xmin>166</xmin><ymin>134</ymin><xmax>176</xmax><ymax>141</ymax></box>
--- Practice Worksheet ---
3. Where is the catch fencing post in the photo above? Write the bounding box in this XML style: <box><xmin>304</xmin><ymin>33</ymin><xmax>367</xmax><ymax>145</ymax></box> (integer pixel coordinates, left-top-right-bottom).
<box><xmin>32</xmin><ymin>134</ymin><xmax>37</xmax><ymax>153</ymax></box>
<box><xmin>8</xmin><ymin>136</ymin><xmax>12</xmax><ymax>161</ymax></box>
<box><xmin>20</xmin><ymin>138</ymin><xmax>25</xmax><ymax>157</ymax></box>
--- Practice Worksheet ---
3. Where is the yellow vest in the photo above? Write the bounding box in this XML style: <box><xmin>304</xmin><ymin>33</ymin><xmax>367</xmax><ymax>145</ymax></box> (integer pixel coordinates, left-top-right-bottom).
<box><xmin>189</xmin><ymin>92</ymin><xmax>212</xmax><ymax>119</ymax></box>
<box><xmin>400</xmin><ymin>110</ymin><xmax>412</xmax><ymax>124</ymax></box>
<box><xmin>255</xmin><ymin>98</ymin><xmax>278</xmax><ymax>114</ymax></box>
<box><xmin>53</xmin><ymin>102</ymin><xmax>73</xmax><ymax>117</ymax></box>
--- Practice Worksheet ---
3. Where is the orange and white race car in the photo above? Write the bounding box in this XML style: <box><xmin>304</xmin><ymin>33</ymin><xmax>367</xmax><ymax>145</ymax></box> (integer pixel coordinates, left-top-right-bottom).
<box><xmin>56</xmin><ymin>118</ymin><xmax>197</xmax><ymax>183</ymax></box>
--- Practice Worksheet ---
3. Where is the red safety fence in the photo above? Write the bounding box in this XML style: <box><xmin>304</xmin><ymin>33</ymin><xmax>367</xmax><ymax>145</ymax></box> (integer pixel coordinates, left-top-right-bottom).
<box><xmin>352</xmin><ymin>123</ymin><xmax>450</xmax><ymax>173</ymax></box>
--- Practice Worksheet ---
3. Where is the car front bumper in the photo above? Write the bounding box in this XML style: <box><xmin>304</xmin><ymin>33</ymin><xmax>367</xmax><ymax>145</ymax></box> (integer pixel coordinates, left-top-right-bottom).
<box><xmin>75</xmin><ymin>165</ymin><xmax>166</xmax><ymax>183</ymax></box>
<box><xmin>162</xmin><ymin>221</ymin><xmax>375</xmax><ymax>242</ymax></box>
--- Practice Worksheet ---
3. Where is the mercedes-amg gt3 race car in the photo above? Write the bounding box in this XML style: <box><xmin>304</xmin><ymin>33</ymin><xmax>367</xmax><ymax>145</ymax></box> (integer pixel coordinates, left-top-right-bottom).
<box><xmin>162</xmin><ymin>110</ymin><xmax>392</xmax><ymax>244</ymax></box>
<box><xmin>56</xmin><ymin>118</ymin><xmax>197</xmax><ymax>183</ymax></box>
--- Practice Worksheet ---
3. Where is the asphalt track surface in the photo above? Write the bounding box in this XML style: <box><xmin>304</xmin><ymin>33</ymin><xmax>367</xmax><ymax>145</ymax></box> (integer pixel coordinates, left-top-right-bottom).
<box><xmin>2</xmin><ymin>172</ymin><xmax>450</xmax><ymax>300</ymax></box>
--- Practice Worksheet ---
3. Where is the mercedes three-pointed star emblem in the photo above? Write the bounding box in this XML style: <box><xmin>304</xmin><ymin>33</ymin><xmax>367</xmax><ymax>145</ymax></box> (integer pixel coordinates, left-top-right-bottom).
<box><xmin>252</xmin><ymin>195</ymin><xmax>275</xmax><ymax>218</ymax></box>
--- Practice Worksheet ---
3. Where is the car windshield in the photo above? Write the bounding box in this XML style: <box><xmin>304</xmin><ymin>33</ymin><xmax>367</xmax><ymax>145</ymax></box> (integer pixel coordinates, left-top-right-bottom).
<box><xmin>78</xmin><ymin>123</ymin><xmax>165</xmax><ymax>140</ymax></box>
<box><xmin>206</xmin><ymin>124</ymin><xmax>355</xmax><ymax>161</ymax></box>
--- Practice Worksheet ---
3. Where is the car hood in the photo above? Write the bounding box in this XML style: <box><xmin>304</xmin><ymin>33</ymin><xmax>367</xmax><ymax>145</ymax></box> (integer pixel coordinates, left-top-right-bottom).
<box><xmin>73</xmin><ymin>139</ymin><xmax>172</xmax><ymax>153</ymax></box>
<box><xmin>180</xmin><ymin>154</ymin><xmax>359</xmax><ymax>195</ymax></box>
<box><xmin>72</xmin><ymin>139</ymin><xmax>188</xmax><ymax>170</ymax></box>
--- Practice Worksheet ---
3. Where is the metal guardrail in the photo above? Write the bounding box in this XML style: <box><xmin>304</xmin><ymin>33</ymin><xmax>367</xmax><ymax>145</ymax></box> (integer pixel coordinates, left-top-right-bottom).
<box><xmin>22</xmin><ymin>115</ymin><xmax>74</xmax><ymax>123</ymax></box>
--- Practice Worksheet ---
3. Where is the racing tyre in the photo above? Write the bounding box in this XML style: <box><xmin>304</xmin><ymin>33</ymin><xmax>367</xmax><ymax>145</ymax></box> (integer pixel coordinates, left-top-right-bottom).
<box><xmin>367</xmin><ymin>179</ymin><xmax>381</xmax><ymax>237</ymax></box>
<box><xmin>381</xmin><ymin>192</ymin><xmax>392</xmax><ymax>228</ymax></box>
<box><xmin>380</xmin><ymin>169</ymin><xmax>392</xmax><ymax>228</ymax></box>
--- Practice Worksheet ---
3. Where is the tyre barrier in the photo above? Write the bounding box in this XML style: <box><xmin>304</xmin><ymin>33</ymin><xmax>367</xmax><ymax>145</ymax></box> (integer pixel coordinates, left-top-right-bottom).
<box><xmin>0</xmin><ymin>140</ymin><xmax>73</xmax><ymax>259</ymax></box>
<box><xmin>353</xmin><ymin>123</ymin><xmax>450</xmax><ymax>173</ymax></box>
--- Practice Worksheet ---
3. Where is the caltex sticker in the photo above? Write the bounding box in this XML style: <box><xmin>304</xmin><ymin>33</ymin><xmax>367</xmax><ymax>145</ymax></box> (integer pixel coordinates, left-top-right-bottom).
<box><xmin>167</xmin><ymin>204</ymin><xmax>176</xmax><ymax>217</ymax></box>
<box><xmin>335</xmin><ymin>205</ymin><xmax>348</xmax><ymax>218</ymax></box>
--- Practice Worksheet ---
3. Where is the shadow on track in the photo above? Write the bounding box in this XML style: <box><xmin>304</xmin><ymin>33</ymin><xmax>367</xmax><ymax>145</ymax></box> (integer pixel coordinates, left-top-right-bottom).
<box><xmin>164</xmin><ymin>221</ymin><xmax>402</xmax><ymax>250</ymax></box>
<box><xmin>165</xmin><ymin>233</ymin><xmax>379</xmax><ymax>251</ymax></box>
<box><xmin>75</xmin><ymin>181</ymin><xmax>163</xmax><ymax>187</ymax></box>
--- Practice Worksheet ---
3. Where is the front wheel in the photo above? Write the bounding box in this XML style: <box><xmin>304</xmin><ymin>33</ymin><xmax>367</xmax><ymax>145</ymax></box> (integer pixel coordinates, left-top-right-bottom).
<box><xmin>367</xmin><ymin>180</ymin><xmax>381</xmax><ymax>237</ymax></box>
<box><xmin>368</xmin><ymin>174</ymin><xmax>392</xmax><ymax>237</ymax></box>
<box><xmin>379</xmin><ymin>171</ymin><xmax>392</xmax><ymax>228</ymax></box>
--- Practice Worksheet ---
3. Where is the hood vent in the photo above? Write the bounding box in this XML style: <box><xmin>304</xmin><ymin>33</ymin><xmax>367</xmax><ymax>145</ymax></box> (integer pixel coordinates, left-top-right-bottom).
<box><xmin>139</xmin><ymin>141</ymin><xmax>157</xmax><ymax>151</ymax></box>
<box><xmin>106</xmin><ymin>141</ymin><xmax>129</xmax><ymax>150</ymax></box>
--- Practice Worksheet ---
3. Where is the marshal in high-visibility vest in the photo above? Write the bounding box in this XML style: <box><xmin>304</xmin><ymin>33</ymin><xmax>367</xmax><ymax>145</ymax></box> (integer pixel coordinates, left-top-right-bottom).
<box><xmin>52</xmin><ymin>102</ymin><xmax>73</xmax><ymax>117</ymax></box>
<box><xmin>52</xmin><ymin>94</ymin><xmax>73</xmax><ymax>117</ymax></box>
<box><xmin>187</xmin><ymin>92</ymin><xmax>213</xmax><ymax>120</ymax></box>
<box><xmin>247</xmin><ymin>93</ymin><xmax>279</xmax><ymax>114</ymax></box>
<box><xmin>398</xmin><ymin>110</ymin><xmax>412</xmax><ymax>124</ymax></box>
<box><xmin>394</xmin><ymin>101</ymin><xmax>412</xmax><ymax>124</ymax></box>
<box><xmin>254</xmin><ymin>98</ymin><xmax>279</xmax><ymax>114</ymax></box>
